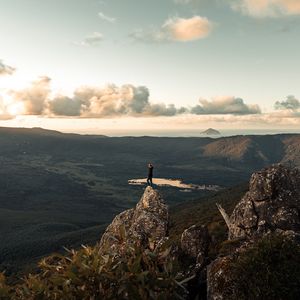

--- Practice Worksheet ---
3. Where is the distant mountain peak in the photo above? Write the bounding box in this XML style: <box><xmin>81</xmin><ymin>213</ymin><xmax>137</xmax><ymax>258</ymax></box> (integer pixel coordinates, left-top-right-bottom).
<box><xmin>201</xmin><ymin>128</ymin><xmax>221</xmax><ymax>135</ymax></box>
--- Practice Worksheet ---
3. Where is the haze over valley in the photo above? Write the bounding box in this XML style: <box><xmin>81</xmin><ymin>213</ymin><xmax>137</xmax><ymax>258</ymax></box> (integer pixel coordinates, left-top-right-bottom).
<box><xmin>0</xmin><ymin>126</ymin><xmax>300</xmax><ymax>275</ymax></box>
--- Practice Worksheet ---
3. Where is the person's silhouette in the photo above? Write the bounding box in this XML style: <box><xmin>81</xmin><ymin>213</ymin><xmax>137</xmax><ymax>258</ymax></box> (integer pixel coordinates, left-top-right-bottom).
<box><xmin>147</xmin><ymin>163</ymin><xmax>154</xmax><ymax>186</ymax></box>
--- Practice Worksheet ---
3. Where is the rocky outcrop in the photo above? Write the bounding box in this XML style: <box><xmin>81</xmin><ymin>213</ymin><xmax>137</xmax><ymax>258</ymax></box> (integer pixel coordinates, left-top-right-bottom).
<box><xmin>208</xmin><ymin>164</ymin><xmax>300</xmax><ymax>299</ymax></box>
<box><xmin>98</xmin><ymin>165</ymin><xmax>300</xmax><ymax>299</ymax></box>
<box><xmin>228</xmin><ymin>164</ymin><xmax>300</xmax><ymax>239</ymax></box>
<box><xmin>181</xmin><ymin>225</ymin><xmax>210</xmax><ymax>266</ymax></box>
<box><xmin>98</xmin><ymin>186</ymin><xmax>212</xmax><ymax>298</ymax></box>
<box><xmin>180</xmin><ymin>225</ymin><xmax>212</xmax><ymax>299</ymax></box>
<box><xmin>98</xmin><ymin>186</ymin><xmax>169</xmax><ymax>254</ymax></box>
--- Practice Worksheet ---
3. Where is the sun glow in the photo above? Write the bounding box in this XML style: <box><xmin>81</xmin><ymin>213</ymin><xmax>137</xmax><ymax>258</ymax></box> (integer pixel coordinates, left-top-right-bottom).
<box><xmin>1</xmin><ymin>93</ymin><xmax>25</xmax><ymax>116</ymax></box>
<box><xmin>7</xmin><ymin>102</ymin><xmax>25</xmax><ymax>116</ymax></box>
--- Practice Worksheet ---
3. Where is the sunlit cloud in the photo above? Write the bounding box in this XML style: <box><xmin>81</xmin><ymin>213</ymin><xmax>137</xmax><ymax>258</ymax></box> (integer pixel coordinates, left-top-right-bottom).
<box><xmin>191</xmin><ymin>96</ymin><xmax>261</xmax><ymax>115</ymax></box>
<box><xmin>130</xmin><ymin>16</ymin><xmax>213</xmax><ymax>43</ymax></box>
<box><xmin>0</xmin><ymin>78</ymin><xmax>261</xmax><ymax>119</ymax></box>
<box><xmin>0</xmin><ymin>93</ymin><xmax>23</xmax><ymax>120</ymax></box>
<box><xmin>3</xmin><ymin>75</ymin><xmax>300</xmax><ymax>130</ymax></box>
<box><xmin>0</xmin><ymin>60</ymin><xmax>16</xmax><ymax>76</ymax></box>
<box><xmin>54</xmin><ymin>84</ymin><xmax>187</xmax><ymax>117</ymax></box>
<box><xmin>10</xmin><ymin>76</ymin><xmax>51</xmax><ymax>115</ymax></box>
<box><xmin>98</xmin><ymin>11</ymin><xmax>116</xmax><ymax>23</ymax></box>
<box><xmin>0</xmin><ymin>95</ymin><xmax>12</xmax><ymax>119</ymax></box>
<box><xmin>231</xmin><ymin>0</ymin><xmax>300</xmax><ymax>17</ymax></box>
<box><xmin>2</xmin><ymin>88</ymin><xmax>300</xmax><ymax>131</ymax></box>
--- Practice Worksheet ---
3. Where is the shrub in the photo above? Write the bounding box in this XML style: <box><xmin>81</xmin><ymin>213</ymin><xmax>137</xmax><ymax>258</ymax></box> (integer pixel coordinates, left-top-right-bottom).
<box><xmin>0</xmin><ymin>272</ymin><xmax>11</xmax><ymax>299</ymax></box>
<box><xmin>1</xmin><ymin>241</ymin><xmax>188</xmax><ymax>300</ymax></box>
<box><xmin>227</xmin><ymin>234</ymin><xmax>300</xmax><ymax>300</ymax></box>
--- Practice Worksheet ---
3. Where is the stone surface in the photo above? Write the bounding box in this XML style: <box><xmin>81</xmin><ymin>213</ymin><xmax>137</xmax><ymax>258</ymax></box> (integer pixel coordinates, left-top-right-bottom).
<box><xmin>98</xmin><ymin>165</ymin><xmax>300</xmax><ymax>299</ymax></box>
<box><xmin>229</xmin><ymin>164</ymin><xmax>300</xmax><ymax>239</ymax></box>
<box><xmin>207</xmin><ymin>256</ymin><xmax>234</xmax><ymax>300</ymax></box>
<box><xmin>98</xmin><ymin>186</ymin><xmax>169</xmax><ymax>254</ymax></box>
<box><xmin>98</xmin><ymin>208</ymin><xmax>135</xmax><ymax>254</ymax></box>
<box><xmin>181</xmin><ymin>225</ymin><xmax>210</xmax><ymax>264</ymax></box>
<box><xmin>208</xmin><ymin>164</ymin><xmax>300</xmax><ymax>300</ymax></box>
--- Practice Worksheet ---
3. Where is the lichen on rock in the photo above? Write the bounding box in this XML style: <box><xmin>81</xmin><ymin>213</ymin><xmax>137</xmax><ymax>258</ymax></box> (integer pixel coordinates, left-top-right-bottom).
<box><xmin>98</xmin><ymin>186</ymin><xmax>169</xmax><ymax>254</ymax></box>
<box><xmin>181</xmin><ymin>224</ymin><xmax>210</xmax><ymax>266</ymax></box>
<box><xmin>229</xmin><ymin>164</ymin><xmax>300</xmax><ymax>239</ymax></box>
<box><xmin>208</xmin><ymin>164</ymin><xmax>300</xmax><ymax>300</ymax></box>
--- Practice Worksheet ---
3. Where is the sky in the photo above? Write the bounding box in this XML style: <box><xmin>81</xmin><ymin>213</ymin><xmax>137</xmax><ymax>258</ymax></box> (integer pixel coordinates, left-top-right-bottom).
<box><xmin>0</xmin><ymin>0</ymin><xmax>300</xmax><ymax>135</ymax></box>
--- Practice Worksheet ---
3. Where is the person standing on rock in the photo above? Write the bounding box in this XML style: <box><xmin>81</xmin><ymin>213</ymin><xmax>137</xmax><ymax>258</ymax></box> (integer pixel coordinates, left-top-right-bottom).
<box><xmin>147</xmin><ymin>163</ymin><xmax>154</xmax><ymax>186</ymax></box>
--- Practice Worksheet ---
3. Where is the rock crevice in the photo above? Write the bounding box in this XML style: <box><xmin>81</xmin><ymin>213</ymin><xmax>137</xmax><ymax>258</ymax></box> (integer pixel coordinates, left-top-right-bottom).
<box><xmin>218</xmin><ymin>164</ymin><xmax>300</xmax><ymax>240</ymax></box>
<box><xmin>208</xmin><ymin>164</ymin><xmax>300</xmax><ymax>299</ymax></box>
<box><xmin>98</xmin><ymin>164</ymin><xmax>300</xmax><ymax>299</ymax></box>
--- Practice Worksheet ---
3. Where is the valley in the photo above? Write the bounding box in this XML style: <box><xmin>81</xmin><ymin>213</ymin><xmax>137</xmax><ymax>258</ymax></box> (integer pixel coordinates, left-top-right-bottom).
<box><xmin>0</xmin><ymin>126</ymin><xmax>300</xmax><ymax>276</ymax></box>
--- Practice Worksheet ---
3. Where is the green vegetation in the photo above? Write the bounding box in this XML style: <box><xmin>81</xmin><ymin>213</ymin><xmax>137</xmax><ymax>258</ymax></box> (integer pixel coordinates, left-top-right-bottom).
<box><xmin>1</xmin><ymin>230</ymin><xmax>299</xmax><ymax>299</ymax></box>
<box><xmin>0</xmin><ymin>127</ymin><xmax>254</xmax><ymax>276</ymax></box>
<box><xmin>0</xmin><ymin>162</ymin><xmax>299</xmax><ymax>299</ymax></box>
<box><xmin>0</xmin><ymin>241</ymin><xmax>187</xmax><ymax>300</ymax></box>
<box><xmin>223</xmin><ymin>235</ymin><xmax>300</xmax><ymax>300</ymax></box>
<box><xmin>169</xmin><ymin>183</ymin><xmax>248</xmax><ymax>257</ymax></box>
<box><xmin>1</xmin><ymin>127</ymin><xmax>300</xmax><ymax>279</ymax></box>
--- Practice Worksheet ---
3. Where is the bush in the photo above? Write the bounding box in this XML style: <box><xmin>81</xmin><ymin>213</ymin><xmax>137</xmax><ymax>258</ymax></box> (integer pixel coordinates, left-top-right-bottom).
<box><xmin>227</xmin><ymin>234</ymin><xmax>300</xmax><ymax>300</ymax></box>
<box><xmin>0</xmin><ymin>241</ymin><xmax>188</xmax><ymax>300</ymax></box>
<box><xmin>0</xmin><ymin>272</ymin><xmax>11</xmax><ymax>299</ymax></box>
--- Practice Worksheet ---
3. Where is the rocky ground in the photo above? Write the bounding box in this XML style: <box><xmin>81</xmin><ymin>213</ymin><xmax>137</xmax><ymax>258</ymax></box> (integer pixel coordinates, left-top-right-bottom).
<box><xmin>97</xmin><ymin>164</ymin><xmax>300</xmax><ymax>299</ymax></box>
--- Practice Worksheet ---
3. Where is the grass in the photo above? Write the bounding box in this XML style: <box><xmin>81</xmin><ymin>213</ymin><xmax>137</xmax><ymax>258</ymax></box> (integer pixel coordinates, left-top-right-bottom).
<box><xmin>222</xmin><ymin>234</ymin><xmax>300</xmax><ymax>300</ymax></box>
<box><xmin>169</xmin><ymin>183</ymin><xmax>248</xmax><ymax>257</ymax></box>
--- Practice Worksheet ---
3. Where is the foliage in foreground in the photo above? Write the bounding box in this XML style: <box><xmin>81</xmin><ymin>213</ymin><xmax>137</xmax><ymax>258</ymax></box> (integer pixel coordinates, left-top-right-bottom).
<box><xmin>0</xmin><ymin>240</ymin><xmax>187</xmax><ymax>300</ymax></box>
<box><xmin>225</xmin><ymin>234</ymin><xmax>300</xmax><ymax>300</ymax></box>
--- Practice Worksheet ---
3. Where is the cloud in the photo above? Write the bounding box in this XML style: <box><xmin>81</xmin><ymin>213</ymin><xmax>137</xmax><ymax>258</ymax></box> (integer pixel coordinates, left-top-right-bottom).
<box><xmin>72</xmin><ymin>84</ymin><xmax>185</xmax><ymax>117</ymax></box>
<box><xmin>0</xmin><ymin>60</ymin><xmax>16</xmax><ymax>76</ymax></box>
<box><xmin>0</xmin><ymin>113</ymin><xmax>14</xmax><ymax>120</ymax></box>
<box><xmin>270</xmin><ymin>108</ymin><xmax>300</xmax><ymax>118</ymax></box>
<box><xmin>231</xmin><ymin>0</ymin><xmax>300</xmax><ymax>17</ymax></box>
<box><xmin>172</xmin><ymin>109</ymin><xmax>300</xmax><ymax>129</ymax></box>
<box><xmin>274</xmin><ymin>95</ymin><xmax>300</xmax><ymax>110</ymax></box>
<box><xmin>2</xmin><ymin>78</ymin><xmax>262</xmax><ymax>119</ymax></box>
<box><xmin>0</xmin><ymin>96</ymin><xmax>10</xmax><ymax>119</ymax></box>
<box><xmin>8</xmin><ymin>83</ymin><xmax>184</xmax><ymax>118</ymax></box>
<box><xmin>52</xmin><ymin>88</ymin><xmax>256</xmax><ymax>117</ymax></box>
<box><xmin>98</xmin><ymin>11</ymin><xmax>116</xmax><ymax>23</ymax></box>
<box><xmin>190</xmin><ymin>96</ymin><xmax>261</xmax><ymax>115</ymax></box>
<box><xmin>0</xmin><ymin>95</ymin><xmax>18</xmax><ymax>119</ymax></box>
<box><xmin>73</xmin><ymin>84</ymin><xmax>150</xmax><ymax>117</ymax></box>
<box><xmin>130</xmin><ymin>16</ymin><xmax>213</xmax><ymax>43</ymax></box>
<box><xmin>11</xmin><ymin>76</ymin><xmax>51</xmax><ymax>115</ymax></box>
<box><xmin>75</xmin><ymin>32</ymin><xmax>103</xmax><ymax>47</ymax></box>
<box><xmin>143</xmin><ymin>103</ymin><xmax>187</xmax><ymax>116</ymax></box>
<box><xmin>49</xmin><ymin>96</ymin><xmax>82</xmax><ymax>116</ymax></box>
<box><xmin>165</xmin><ymin>16</ymin><xmax>213</xmax><ymax>41</ymax></box>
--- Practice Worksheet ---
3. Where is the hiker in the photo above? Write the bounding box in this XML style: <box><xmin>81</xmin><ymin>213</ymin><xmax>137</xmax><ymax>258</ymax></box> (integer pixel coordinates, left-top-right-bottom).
<box><xmin>147</xmin><ymin>163</ymin><xmax>154</xmax><ymax>186</ymax></box>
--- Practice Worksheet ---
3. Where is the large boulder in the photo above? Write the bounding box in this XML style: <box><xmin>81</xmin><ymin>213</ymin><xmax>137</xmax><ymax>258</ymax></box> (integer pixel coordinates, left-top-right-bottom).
<box><xmin>229</xmin><ymin>164</ymin><xmax>300</xmax><ymax>239</ymax></box>
<box><xmin>98</xmin><ymin>186</ymin><xmax>169</xmax><ymax>254</ymax></box>
<box><xmin>208</xmin><ymin>164</ymin><xmax>300</xmax><ymax>300</ymax></box>
<box><xmin>181</xmin><ymin>225</ymin><xmax>210</xmax><ymax>266</ymax></box>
